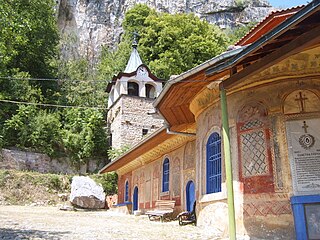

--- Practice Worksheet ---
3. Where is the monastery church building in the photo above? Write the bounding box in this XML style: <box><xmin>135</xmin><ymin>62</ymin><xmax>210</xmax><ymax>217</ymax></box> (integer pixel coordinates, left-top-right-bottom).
<box><xmin>101</xmin><ymin>1</ymin><xmax>320</xmax><ymax>239</ymax></box>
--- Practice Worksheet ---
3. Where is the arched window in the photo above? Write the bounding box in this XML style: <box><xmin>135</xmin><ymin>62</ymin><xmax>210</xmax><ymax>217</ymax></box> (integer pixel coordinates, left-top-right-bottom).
<box><xmin>128</xmin><ymin>82</ymin><xmax>139</xmax><ymax>96</ymax></box>
<box><xmin>162</xmin><ymin>158</ymin><xmax>170</xmax><ymax>192</ymax></box>
<box><xmin>206</xmin><ymin>132</ymin><xmax>221</xmax><ymax>194</ymax></box>
<box><xmin>145</xmin><ymin>84</ymin><xmax>156</xmax><ymax>98</ymax></box>
<box><xmin>124</xmin><ymin>180</ymin><xmax>129</xmax><ymax>202</ymax></box>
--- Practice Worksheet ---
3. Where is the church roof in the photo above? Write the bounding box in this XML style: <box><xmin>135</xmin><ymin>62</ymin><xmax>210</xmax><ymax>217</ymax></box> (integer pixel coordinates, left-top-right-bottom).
<box><xmin>235</xmin><ymin>5</ymin><xmax>304</xmax><ymax>46</ymax></box>
<box><xmin>154</xmin><ymin>1</ymin><xmax>320</xmax><ymax>126</ymax></box>
<box><xmin>124</xmin><ymin>47</ymin><xmax>143</xmax><ymax>73</ymax></box>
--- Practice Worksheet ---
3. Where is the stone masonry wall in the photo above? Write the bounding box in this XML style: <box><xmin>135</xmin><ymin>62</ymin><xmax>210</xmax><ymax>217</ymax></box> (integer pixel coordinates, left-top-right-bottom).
<box><xmin>0</xmin><ymin>148</ymin><xmax>105</xmax><ymax>174</ymax></box>
<box><xmin>107</xmin><ymin>96</ymin><xmax>123</xmax><ymax>149</ymax></box>
<box><xmin>108</xmin><ymin>95</ymin><xmax>164</xmax><ymax>149</ymax></box>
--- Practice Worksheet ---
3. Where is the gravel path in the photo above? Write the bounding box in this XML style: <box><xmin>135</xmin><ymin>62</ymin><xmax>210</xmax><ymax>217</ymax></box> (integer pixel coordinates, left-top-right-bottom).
<box><xmin>0</xmin><ymin>206</ymin><xmax>223</xmax><ymax>240</ymax></box>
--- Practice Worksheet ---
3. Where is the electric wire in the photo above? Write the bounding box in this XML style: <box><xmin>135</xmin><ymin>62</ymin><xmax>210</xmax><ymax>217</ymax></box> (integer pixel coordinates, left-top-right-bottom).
<box><xmin>0</xmin><ymin>99</ymin><xmax>107</xmax><ymax>110</ymax></box>
<box><xmin>0</xmin><ymin>76</ymin><xmax>212</xmax><ymax>83</ymax></box>
<box><xmin>0</xmin><ymin>74</ymin><xmax>212</xmax><ymax>109</ymax></box>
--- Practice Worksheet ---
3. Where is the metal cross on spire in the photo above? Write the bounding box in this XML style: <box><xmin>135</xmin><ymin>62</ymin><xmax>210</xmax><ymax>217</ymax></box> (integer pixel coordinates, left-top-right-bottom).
<box><xmin>132</xmin><ymin>31</ymin><xmax>139</xmax><ymax>48</ymax></box>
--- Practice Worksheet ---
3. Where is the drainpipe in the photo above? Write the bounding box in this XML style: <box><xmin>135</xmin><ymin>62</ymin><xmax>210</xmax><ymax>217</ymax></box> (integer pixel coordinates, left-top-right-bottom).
<box><xmin>148</xmin><ymin>109</ymin><xmax>196</xmax><ymax>137</ymax></box>
<box><xmin>220</xmin><ymin>85</ymin><xmax>236</xmax><ymax>240</ymax></box>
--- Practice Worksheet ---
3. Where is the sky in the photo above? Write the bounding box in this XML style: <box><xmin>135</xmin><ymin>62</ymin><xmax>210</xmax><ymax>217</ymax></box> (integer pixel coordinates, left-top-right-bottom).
<box><xmin>268</xmin><ymin>0</ymin><xmax>311</xmax><ymax>8</ymax></box>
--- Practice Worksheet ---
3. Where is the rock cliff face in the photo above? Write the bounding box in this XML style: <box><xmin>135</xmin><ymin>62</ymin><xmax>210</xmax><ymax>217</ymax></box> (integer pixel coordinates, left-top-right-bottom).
<box><xmin>56</xmin><ymin>0</ymin><xmax>275</xmax><ymax>61</ymax></box>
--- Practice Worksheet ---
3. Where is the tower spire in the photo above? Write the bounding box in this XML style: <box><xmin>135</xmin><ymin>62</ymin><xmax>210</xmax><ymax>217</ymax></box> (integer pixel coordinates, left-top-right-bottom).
<box><xmin>124</xmin><ymin>31</ymin><xmax>142</xmax><ymax>73</ymax></box>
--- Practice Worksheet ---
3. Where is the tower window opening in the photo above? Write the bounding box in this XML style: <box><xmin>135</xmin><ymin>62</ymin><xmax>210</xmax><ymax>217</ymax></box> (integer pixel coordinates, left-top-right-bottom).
<box><xmin>142</xmin><ymin>128</ymin><xmax>148</xmax><ymax>136</ymax></box>
<box><xmin>128</xmin><ymin>82</ymin><xmax>139</xmax><ymax>96</ymax></box>
<box><xmin>146</xmin><ymin>84</ymin><xmax>156</xmax><ymax>98</ymax></box>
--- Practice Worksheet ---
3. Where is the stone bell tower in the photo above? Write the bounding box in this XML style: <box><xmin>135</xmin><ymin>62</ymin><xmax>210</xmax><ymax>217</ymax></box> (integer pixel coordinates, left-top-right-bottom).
<box><xmin>106</xmin><ymin>39</ymin><xmax>164</xmax><ymax>149</ymax></box>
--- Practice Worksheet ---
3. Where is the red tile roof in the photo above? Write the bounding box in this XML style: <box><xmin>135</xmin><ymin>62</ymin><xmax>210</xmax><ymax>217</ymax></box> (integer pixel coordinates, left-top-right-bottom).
<box><xmin>236</xmin><ymin>5</ymin><xmax>304</xmax><ymax>46</ymax></box>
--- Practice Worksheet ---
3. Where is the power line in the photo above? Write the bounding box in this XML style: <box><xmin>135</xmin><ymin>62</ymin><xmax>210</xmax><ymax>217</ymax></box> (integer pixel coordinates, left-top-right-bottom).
<box><xmin>0</xmin><ymin>76</ymin><xmax>108</xmax><ymax>83</ymax></box>
<box><xmin>0</xmin><ymin>75</ymin><xmax>213</xmax><ymax>83</ymax></box>
<box><xmin>0</xmin><ymin>99</ymin><xmax>107</xmax><ymax>110</ymax></box>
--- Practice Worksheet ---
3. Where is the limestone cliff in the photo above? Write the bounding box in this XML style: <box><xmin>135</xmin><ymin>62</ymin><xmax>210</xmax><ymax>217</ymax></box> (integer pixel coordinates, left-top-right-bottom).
<box><xmin>56</xmin><ymin>0</ymin><xmax>275</xmax><ymax>61</ymax></box>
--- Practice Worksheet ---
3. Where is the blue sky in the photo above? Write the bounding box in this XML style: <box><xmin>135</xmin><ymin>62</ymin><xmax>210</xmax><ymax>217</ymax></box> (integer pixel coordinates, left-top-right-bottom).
<box><xmin>269</xmin><ymin>0</ymin><xmax>311</xmax><ymax>8</ymax></box>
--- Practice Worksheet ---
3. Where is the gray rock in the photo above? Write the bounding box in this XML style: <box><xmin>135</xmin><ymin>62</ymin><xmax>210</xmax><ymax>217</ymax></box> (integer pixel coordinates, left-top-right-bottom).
<box><xmin>56</xmin><ymin>0</ymin><xmax>276</xmax><ymax>62</ymax></box>
<box><xmin>70</xmin><ymin>176</ymin><xmax>105</xmax><ymax>209</ymax></box>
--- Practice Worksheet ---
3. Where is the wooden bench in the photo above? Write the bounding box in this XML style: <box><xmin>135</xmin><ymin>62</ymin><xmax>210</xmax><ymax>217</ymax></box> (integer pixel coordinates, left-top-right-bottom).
<box><xmin>145</xmin><ymin>200</ymin><xmax>175</xmax><ymax>222</ymax></box>
<box><xmin>177</xmin><ymin>201</ymin><xmax>197</xmax><ymax>226</ymax></box>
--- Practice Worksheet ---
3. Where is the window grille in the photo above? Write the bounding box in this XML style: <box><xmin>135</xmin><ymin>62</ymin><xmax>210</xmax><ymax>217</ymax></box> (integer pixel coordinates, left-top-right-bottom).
<box><xmin>125</xmin><ymin>180</ymin><xmax>129</xmax><ymax>202</ymax></box>
<box><xmin>162</xmin><ymin>158</ymin><xmax>170</xmax><ymax>192</ymax></box>
<box><xmin>206</xmin><ymin>132</ymin><xmax>222</xmax><ymax>194</ymax></box>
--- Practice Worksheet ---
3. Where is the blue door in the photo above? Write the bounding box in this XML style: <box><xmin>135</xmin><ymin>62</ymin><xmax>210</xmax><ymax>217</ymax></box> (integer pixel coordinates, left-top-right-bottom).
<box><xmin>186</xmin><ymin>181</ymin><xmax>195</xmax><ymax>212</ymax></box>
<box><xmin>133</xmin><ymin>186</ymin><xmax>138</xmax><ymax>211</ymax></box>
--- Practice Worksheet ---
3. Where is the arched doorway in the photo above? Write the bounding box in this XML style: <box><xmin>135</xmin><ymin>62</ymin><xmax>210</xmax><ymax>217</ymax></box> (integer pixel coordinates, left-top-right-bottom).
<box><xmin>133</xmin><ymin>186</ymin><xmax>139</xmax><ymax>211</ymax></box>
<box><xmin>186</xmin><ymin>180</ymin><xmax>195</xmax><ymax>212</ymax></box>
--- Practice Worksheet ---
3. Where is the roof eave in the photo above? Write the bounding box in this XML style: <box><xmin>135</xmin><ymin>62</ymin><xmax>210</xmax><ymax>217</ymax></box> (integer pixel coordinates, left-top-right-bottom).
<box><xmin>206</xmin><ymin>1</ymin><xmax>320</xmax><ymax>76</ymax></box>
<box><xmin>153</xmin><ymin>46</ymin><xmax>246</xmax><ymax>109</ymax></box>
<box><xmin>99</xmin><ymin>126</ymin><xmax>167</xmax><ymax>174</ymax></box>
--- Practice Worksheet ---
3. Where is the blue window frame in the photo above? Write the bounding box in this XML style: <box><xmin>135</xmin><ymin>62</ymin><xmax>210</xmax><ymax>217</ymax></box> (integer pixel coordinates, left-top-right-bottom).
<box><xmin>125</xmin><ymin>180</ymin><xmax>129</xmax><ymax>202</ymax></box>
<box><xmin>162</xmin><ymin>158</ymin><xmax>170</xmax><ymax>192</ymax></box>
<box><xmin>206</xmin><ymin>132</ymin><xmax>222</xmax><ymax>194</ymax></box>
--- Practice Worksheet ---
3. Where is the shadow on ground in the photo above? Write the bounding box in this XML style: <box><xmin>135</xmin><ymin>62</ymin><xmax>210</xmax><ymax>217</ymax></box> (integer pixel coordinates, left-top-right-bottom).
<box><xmin>0</xmin><ymin>228</ymin><xmax>70</xmax><ymax>239</ymax></box>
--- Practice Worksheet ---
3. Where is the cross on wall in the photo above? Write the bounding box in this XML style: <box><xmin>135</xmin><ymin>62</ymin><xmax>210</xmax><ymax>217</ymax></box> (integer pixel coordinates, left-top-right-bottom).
<box><xmin>295</xmin><ymin>91</ymin><xmax>308</xmax><ymax>113</ymax></box>
<box><xmin>302</xmin><ymin>121</ymin><xmax>309</xmax><ymax>133</ymax></box>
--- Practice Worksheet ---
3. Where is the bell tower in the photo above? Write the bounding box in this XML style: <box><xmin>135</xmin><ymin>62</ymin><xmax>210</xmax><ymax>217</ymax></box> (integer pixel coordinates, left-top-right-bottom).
<box><xmin>106</xmin><ymin>39</ymin><xmax>163</xmax><ymax>149</ymax></box>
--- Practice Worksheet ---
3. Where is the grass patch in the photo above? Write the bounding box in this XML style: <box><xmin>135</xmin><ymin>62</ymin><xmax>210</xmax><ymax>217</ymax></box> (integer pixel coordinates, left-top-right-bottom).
<box><xmin>0</xmin><ymin>169</ymin><xmax>117</xmax><ymax>205</ymax></box>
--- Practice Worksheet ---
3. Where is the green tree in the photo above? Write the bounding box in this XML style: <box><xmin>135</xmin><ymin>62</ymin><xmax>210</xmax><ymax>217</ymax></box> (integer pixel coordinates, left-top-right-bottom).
<box><xmin>2</xmin><ymin>105</ymin><xmax>38</xmax><ymax>148</ymax></box>
<box><xmin>3</xmin><ymin>105</ymin><xmax>62</xmax><ymax>156</ymax></box>
<box><xmin>98</xmin><ymin>43</ymin><xmax>132</xmax><ymax>82</ymax></box>
<box><xmin>0</xmin><ymin>0</ymin><xmax>58</xmax><ymax>77</ymax></box>
<box><xmin>56</xmin><ymin>57</ymin><xmax>107</xmax><ymax>107</ymax></box>
<box><xmin>0</xmin><ymin>0</ymin><xmax>110</xmax><ymax>168</ymax></box>
<box><xmin>99</xmin><ymin>4</ymin><xmax>230</xmax><ymax>80</ymax></box>
<box><xmin>97</xmin><ymin>4</ymin><xmax>156</xmax><ymax>81</ymax></box>
<box><xmin>0</xmin><ymin>0</ymin><xmax>60</xmax><ymax>140</ymax></box>
<box><xmin>107</xmin><ymin>144</ymin><xmax>131</xmax><ymax>161</ymax></box>
<box><xmin>61</xmin><ymin>108</ymin><xmax>108</xmax><ymax>165</ymax></box>
<box><xmin>227</xmin><ymin>21</ymin><xmax>257</xmax><ymax>44</ymax></box>
<box><xmin>29</xmin><ymin>110</ymin><xmax>62</xmax><ymax>156</ymax></box>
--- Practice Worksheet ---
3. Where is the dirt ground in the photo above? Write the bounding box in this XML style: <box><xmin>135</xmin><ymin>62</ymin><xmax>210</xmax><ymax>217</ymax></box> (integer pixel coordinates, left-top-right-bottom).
<box><xmin>0</xmin><ymin>205</ymin><xmax>224</xmax><ymax>240</ymax></box>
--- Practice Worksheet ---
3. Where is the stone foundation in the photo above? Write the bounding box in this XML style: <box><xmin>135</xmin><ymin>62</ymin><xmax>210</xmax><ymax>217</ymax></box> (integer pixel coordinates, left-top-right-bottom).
<box><xmin>0</xmin><ymin>148</ymin><xmax>106</xmax><ymax>174</ymax></box>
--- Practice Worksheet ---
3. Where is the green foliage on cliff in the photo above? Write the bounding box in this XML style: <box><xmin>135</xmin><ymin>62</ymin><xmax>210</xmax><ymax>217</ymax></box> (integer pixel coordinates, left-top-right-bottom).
<box><xmin>227</xmin><ymin>21</ymin><xmax>258</xmax><ymax>44</ymax></box>
<box><xmin>99</xmin><ymin>4</ymin><xmax>230</xmax><ymax>80</ymax></box>
<box><xmin>91</xmin><ymin>171</ymin><xmax>118</xmax><ymax>195</ymax></box>
<box><xmin>0</xmin><ymin>2</ymin><xmax>254</xmax><ymax>168</ymax></box>
<box><xmin>61</xmin><ymin>109</ymin><xmax>108</xmax><ymax>164</ymax></box>
<box><xmin>0</xmin><ymin>0</ymin><xmax>109</xmax><ymax>166</ymax></box>
<box><xmin>0</xmin><ymin>0</ymin><xmax>58</xmax><ymax>78</ymax></box>
<box><xmin>107</xmin><ymin>144</ymin><xmax>132</xmax><ymax>161</ymax></box>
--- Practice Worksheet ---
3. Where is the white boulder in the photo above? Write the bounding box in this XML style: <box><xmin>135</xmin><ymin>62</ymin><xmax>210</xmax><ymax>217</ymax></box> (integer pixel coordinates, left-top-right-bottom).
<box><xmin>70</xmin><ymin>176</ymin><xmax>105</xmax><ymax>209</ymax></box>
